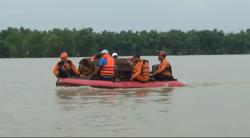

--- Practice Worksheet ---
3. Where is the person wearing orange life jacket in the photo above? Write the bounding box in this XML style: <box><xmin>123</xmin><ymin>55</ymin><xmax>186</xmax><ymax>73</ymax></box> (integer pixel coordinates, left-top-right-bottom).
<box><xmin>53</xmin><ymin>52</ymin><xmax>80</xmax><ymax>78</ymax></box>
<box><xmin>87</xmin><ymin>50</ymin><xmax>115</xmax><ymax>80</ymax></box>
<box><xmin>151</xmin><ymin>50</ymin><xmax>175</xmax><ymax>81</ymax></box>
<box><xmin>131</xmin><ymin>54</ymin><xmax>150</xmax><ymax>82</ymax></box>
<box><xmin>112</xmin><ymin>52</ymin><xmax>120</xmax><ymax>81</ymax></box>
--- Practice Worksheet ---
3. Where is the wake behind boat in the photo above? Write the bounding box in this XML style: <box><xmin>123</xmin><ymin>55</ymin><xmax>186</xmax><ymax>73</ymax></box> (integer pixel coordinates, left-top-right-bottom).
<box><xmin>56</xmin><ymin>78</ymin><xmax>186</xmax><ymax>89</ymax></box>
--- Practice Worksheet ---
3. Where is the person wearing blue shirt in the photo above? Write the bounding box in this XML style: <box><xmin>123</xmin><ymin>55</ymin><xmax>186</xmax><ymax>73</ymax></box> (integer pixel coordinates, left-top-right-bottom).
<box><xmin>87</xmin><ymin>52</ymin><xmax>113</xmax><ymax>80</ymax></box>
<box><xmin>98</xmin><ymin>57</ymin><xmax>107</xmax><ymax>66</ymax></box>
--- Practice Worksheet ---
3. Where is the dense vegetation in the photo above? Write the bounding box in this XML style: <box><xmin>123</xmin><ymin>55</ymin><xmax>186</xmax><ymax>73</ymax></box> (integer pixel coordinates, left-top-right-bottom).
<box><xmin>0</xmin><ymin>27</ymin><xmax>250</xmax><ymax>58</ymax></box>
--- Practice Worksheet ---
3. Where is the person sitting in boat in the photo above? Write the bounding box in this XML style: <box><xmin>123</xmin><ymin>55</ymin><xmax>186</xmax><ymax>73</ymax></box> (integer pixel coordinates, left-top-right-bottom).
<box><xmin>131</xmin><ymin>54</ymin><xmax>150</xmax><ymax>82</ymax></box>
<box><xmin>151</xmin><ymin>50</ymin><xmax>175</xmax><ymax>81</ymax></box>
<box><xmin>87</xmin><ymin>50</ymin><xmax>115</xmax><ymax>80</ymax></box>
<box><xmin>112</xmin><ymin>52</ymin><xmax>120</xmax><ymax>81</ymax></box>
<box><xmin>53</xmin><ymin>52</ymin><xmax>80</xmax><ymax>78</ymax></box>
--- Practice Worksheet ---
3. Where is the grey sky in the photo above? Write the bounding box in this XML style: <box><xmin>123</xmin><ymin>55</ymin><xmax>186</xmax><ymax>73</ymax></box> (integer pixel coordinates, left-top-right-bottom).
<box><xmin>0</xmin><ymin>0</ymin><xmax>250</xmax><ymax>32</ymax></box>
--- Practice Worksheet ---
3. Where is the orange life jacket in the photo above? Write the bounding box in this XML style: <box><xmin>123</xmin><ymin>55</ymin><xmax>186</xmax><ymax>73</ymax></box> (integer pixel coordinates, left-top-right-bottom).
<box><xmin>140</xmin><ymin>60</ymin><xmax>150</xmax><ymax>77</ymax></box>
<box><xmin>100</xmin><ymin>53</ymin><xmax>115</xmax><ymax>77</ymax></box>
<box><xmin>133</xmin><ymin>60</ymin><xmax>150</xmax><ymax>81</ymax></box>
<box><xmin>159</xmin><ymin>58</ymin><xmax>173</xmax><ymax>77</ymax></box>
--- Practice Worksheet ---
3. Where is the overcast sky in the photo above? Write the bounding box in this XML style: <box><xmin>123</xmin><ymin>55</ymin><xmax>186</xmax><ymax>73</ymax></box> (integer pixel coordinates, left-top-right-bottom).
<box><xmin>0</xmin><ymin>0</ymin><xmax>250</xmax><ymax>32</ymax></box>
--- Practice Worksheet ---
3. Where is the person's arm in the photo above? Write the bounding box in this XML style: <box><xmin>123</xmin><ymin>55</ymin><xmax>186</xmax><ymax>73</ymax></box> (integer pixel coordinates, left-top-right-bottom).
<box><xmin>71</xmin><ymin>63</ymin><xmax>80</xmax><ymax>76</ymax></box>
<box><xmin>152</xmin><ymin>61</ymin><xmax>168</xmax><ymax>76</ymax></box>
<box><xmin>87</xmin><ymin>58</ymin><xmax>105</xmax><ymax>79</ymax></box>
<box><xmin>88</xmin><ymin>66</ymin><xmax>101</xmax><ymax>79</ymax></box>
<box><xmin>53</xmin><ymin>64</ymin><xmax>59</xmax><ymax>77</ymax></box>
<box><xmin>127</xmin><ymin>58</ymin><xmax>133</xmax><ymax>67</ymax></box>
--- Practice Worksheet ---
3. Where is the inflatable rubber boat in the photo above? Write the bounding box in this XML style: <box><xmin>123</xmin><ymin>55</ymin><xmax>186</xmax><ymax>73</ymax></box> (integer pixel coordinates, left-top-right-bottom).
<box><xmin>56</xmin><ymin>78</ymin><xmax>186</xmax><ymax>88</ymax></box>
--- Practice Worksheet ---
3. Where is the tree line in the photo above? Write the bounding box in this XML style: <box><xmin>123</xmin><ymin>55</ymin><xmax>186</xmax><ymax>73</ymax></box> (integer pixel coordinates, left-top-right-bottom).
<box><xmin>0</xmin><ymin>27</ymin><xmax>250</xmax><ymax>58</ymax></box>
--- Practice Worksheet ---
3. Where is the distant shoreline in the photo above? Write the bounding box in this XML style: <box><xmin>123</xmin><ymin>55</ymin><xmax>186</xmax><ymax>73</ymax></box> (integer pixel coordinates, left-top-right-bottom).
<box><xmin>0</xmin><ymin>54</ymin><xmax>249</xmax><ymax>59</ymax></box>
<box><xmin>1</xmin><ymin>27</ymin><xmax>250</xmax><ymax>58</ymax></box>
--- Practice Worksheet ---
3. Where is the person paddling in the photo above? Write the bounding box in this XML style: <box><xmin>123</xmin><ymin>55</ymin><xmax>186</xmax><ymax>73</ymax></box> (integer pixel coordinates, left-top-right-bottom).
<box><xmin>53</xmin><ymin>52</ymin><xmax>79</xmax><ymax>78</ymax></box>
<box><xmin>151</xmin><ymin>50</ymin><xmax>175</xmax><ymax>81</ymax></box>
<box><xmin>131</xmin><ymin>54</ymin><xmax>150</xmax><ymax>82</ymax></box>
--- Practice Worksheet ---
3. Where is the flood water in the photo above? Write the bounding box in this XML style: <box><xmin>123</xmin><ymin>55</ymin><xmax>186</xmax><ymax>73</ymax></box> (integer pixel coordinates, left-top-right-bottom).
<box><xmin>0</xmin><ymin>55</ymin><xmax>250</xmax><ymax>137</ymax></box>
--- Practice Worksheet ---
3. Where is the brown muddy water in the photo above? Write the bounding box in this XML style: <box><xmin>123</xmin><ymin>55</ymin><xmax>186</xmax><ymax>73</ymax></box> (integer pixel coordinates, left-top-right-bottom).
<box><xmin>0</xmin><ymin>55</ymin><xmax>249</xmax><ymax>137</ymax></box>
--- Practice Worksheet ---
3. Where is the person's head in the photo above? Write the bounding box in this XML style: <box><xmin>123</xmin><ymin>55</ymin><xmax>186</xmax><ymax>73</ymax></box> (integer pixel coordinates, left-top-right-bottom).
<box><xmin>60</xmin><ymin>52</ymin><xmax>68</xmax><ymax>61</ymax></box>
<box><xmin>157</xmin><ymin>50</ymin><xmax>166</xmax><ymax>61</ymax></box>
<box><xmin>112</xmin><ymin>52</ymin><xmax>118</xmax><ymax>58</ymax></box>
<box><xmin>93</xmin><ymin>53</ymin><xmax>102</xmax><ymax>63</ymax></box>
<box><xmin>132</xmin><ymin>53</ymin><xmax>141</xmax><ymax>63</ymax></box>
<box><xmin>94</xmin><ymin>53</ymin><xmax>102</xmax><ymax>60</ymax></box>
<box><xmin>99</xmin><ymin>50</ymin><xmax>108</xmax><ymax>57</ymax></box>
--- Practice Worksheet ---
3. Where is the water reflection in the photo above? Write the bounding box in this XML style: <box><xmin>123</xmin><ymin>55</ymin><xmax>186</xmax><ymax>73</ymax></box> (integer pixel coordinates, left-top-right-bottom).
<box><xmin>55</xmin><ymin>87</ymin><xmax>174</xmax><ymax>110</ymax></box>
